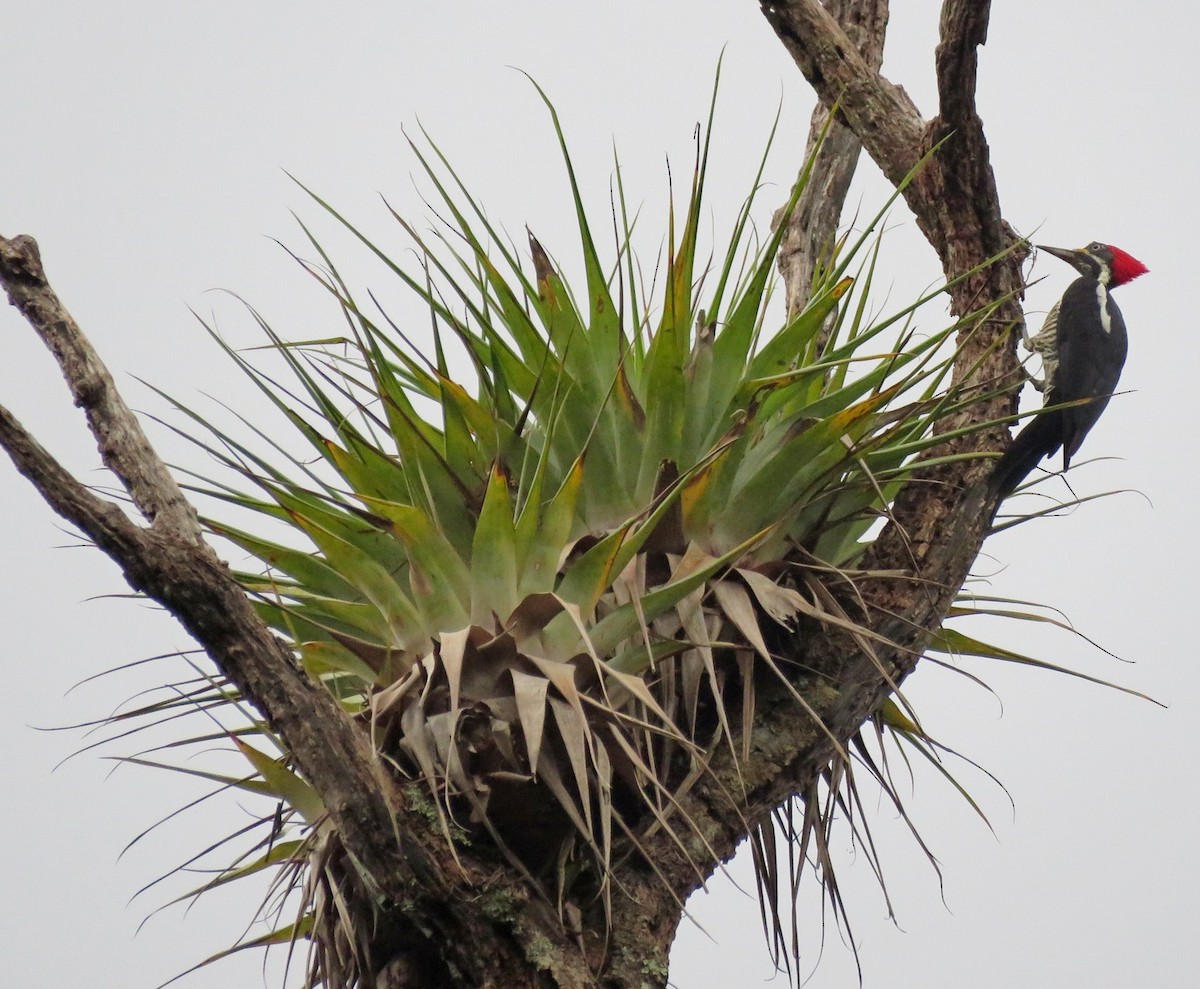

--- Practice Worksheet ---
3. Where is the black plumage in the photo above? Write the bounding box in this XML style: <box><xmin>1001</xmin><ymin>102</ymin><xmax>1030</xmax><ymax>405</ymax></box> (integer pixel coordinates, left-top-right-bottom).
<box><xmin>992</xmin><ymin>242</ymin><xmax>1145</xmax><ymax>498</ymax></box>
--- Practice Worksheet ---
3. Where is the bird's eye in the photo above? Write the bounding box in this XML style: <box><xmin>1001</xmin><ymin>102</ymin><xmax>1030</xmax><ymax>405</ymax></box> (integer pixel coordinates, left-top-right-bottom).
<box><xmin>1089</xmin><ymin>241</ymin><xmax>1105</xmax><ymax>252</ymax></box>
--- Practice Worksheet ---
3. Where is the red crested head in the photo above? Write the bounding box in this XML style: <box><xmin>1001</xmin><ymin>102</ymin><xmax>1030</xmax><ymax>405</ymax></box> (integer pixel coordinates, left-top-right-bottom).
<box><xmin>1106</xmin><ymin>245</ymin><xmax>1149</xmax><ymax>287</ymax></box>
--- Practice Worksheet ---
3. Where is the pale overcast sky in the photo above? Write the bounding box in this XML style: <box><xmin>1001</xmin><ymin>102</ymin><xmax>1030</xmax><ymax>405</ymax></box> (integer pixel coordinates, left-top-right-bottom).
<box><xmin>2</xmin><ymin>3</ymin><xmax>1195</xmax><ymax>988</ymax></box>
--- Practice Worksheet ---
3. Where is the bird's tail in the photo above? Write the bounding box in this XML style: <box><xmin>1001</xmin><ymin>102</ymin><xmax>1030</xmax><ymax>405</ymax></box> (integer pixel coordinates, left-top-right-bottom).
<box><xmin>990</xmin><ymin>411</ymin><xmax>1064</xmax><ymax>499</ymax></box>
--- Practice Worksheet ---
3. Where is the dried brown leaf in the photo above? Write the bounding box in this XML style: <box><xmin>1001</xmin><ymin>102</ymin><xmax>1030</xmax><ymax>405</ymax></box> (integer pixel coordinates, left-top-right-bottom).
<box><xmin>511</xmin><ymin>670</ymin><xmax>550</xmax><ymax>773</ymax></box>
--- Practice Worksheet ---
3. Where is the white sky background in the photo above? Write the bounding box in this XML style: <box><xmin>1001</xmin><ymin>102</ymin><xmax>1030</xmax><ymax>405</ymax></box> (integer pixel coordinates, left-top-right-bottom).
<box><xmin>1</xmin><ymin>2</ymin><xmax>1194</xmax><ymax>987</ymax></box>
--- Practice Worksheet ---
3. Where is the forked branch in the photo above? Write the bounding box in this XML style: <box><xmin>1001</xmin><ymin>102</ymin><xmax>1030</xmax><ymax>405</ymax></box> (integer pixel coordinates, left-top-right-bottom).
<box><xmin>0</xmin><ymin>235</ymin><xmax>199</xmax><ymax>538</ymax></box>
<box><xmin>0</xmin><ymin>231</ymin><xmax>583</xmax><ymax>989</ymax></box>
<box><xmin>721</xmin><ymin>0</ymin><xmax>1022</xmax><ymax>831</ymax></box>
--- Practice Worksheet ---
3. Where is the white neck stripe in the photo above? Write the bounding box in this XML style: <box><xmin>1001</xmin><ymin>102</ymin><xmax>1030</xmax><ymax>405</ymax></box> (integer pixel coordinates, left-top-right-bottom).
<box><xmin>1096</xmin><ymin>282</ymin><xmax>1113</xmax><ymax>334</ymax></box>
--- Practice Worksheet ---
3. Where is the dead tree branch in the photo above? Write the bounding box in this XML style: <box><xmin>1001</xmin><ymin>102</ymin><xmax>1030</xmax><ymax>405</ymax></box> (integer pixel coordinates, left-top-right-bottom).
<box><xmin>0</xmin><ymin>232</ymin><xmax>586</xmax><ymax>989</ymax></box>
<box><xmin>750</xmin><ymin>0</ymin><xmax>1022</xmax><ymax>756</ymax></box>
<box><xmin>775</xmin><ymin>0</ymin><xmax>890</xmax><ymax>318</ymax></box>
<box><xmin>0</xmin><ymin>235</ymin><xmax>200</xmax><ymax>538</ymax></box>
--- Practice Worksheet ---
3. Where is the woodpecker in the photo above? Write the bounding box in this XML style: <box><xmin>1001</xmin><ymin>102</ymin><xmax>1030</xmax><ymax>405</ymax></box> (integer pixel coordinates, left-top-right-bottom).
<box><xmin>992</xmin><ymin>241</ymin><xmax>1148</xmax><ymax>498</ymax></box>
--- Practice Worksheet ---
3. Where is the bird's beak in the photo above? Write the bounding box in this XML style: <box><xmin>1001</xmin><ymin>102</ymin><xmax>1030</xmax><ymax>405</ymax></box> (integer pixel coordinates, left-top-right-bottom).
<box><xmin>1036</xmin><ymin>244</ymin><xmax>1092</xmax><ymax>276</ymax></box>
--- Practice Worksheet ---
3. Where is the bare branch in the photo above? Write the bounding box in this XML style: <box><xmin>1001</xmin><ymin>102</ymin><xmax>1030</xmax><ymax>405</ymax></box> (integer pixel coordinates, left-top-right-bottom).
<box><xmin>936</xmin><ymin>0</ymin><xmax>992</xmax><ymax>126</ymax></box>
<box><xmin>759</xmin><ymin>0</ymin><xmax>924</xmax><ymax>189</ymax></box>
<box><xmin>761</xmin><ymin>0</ymin><xmax>1023</xmax><ymax>300</ymax></box>
<box><xmin>0</xmin><ymin>233</ymin><xmax>421</xmax><ymax>903</ymax></box>
<box><xmin>0</xmin><ymin>402</ymin><xmax>147</xmax><ymax>558</ymax></box>
<box><xmin>775</xmin><ymin>0</ymin><xmax>890</xmax><ymax>319</ymax></box>
<box><xmin>0</xmin><ymin>234</ymin><xmax>199</xmax><ymax>539</ymax></box>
